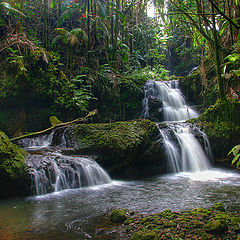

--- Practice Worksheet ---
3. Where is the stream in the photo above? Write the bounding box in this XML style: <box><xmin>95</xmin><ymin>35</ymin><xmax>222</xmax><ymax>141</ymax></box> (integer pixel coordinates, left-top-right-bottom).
<box><xmin>0</xmin><ymin>79</ymin><xmax>239</xmax><ymax>240</ymax></box>
<box><xmin>0</xmin><ymin>169</ymin><xmax>240</xmax><ymax>239</ymax></box>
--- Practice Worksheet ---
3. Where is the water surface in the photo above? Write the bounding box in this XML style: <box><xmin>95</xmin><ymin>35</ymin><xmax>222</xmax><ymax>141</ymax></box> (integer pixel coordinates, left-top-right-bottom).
<box><xmin>0</xmin><ymin>168</ymin><xmax>239</xmax><ymax>240</ymax></box>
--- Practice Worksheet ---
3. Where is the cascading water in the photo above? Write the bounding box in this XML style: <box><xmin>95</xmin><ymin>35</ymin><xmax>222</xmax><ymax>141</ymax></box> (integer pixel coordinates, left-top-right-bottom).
<box><xmin>142</xmin><ymin>80</ymin><xmax>212</xmax><ymax>173</ymax></box>
<box><xmin>158</xmin><ymin>123</ymin><xmax>211</xmax><ymax>173</ymax></box>
<box><xmin>142</xmin><ymin>80</ymin><xmax>198</xmax><ymax>121</ymax></box>
<box><xmin>20</xmin><ymin>132</ymin><xmax>111</xmax><ymax>195</ymax></box>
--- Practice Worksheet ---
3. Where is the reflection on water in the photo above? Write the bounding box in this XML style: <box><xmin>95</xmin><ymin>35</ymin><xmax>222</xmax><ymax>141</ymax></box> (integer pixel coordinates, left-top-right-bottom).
<box><xmin>0</xmin><ymin>169</ymin><xmax>240</xmax><ymax>240</ymax></box>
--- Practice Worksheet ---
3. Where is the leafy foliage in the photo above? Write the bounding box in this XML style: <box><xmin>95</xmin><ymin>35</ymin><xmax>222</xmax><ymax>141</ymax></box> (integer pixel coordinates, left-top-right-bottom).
<box><xmin>229</xmin><ymin>145</ymin><xmax>240</xmax><ymax>167</ymax></box>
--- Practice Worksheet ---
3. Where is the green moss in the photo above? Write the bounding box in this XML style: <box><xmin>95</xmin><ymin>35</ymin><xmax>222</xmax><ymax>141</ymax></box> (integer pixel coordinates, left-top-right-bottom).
<box><xmin>0</xmin><ymin>130</ymin><xmax>30</xmax><ymax>197</ymax></box>
<box><xmin>124</xmin><ymin>218</ymin><xmax>135</xmax><ymax>225</ymax></box>
<box><xmin>110</xmin><ymin>209</ymin><xmax>128</xmax><ymax>223</ymax></box>
<box><xmin>74</xmin><ymin>119</ymin><xmax>158</xmax><ymax>152</ymax></box>
<box><xmin>131</xmin><ymin>230</ymin><xmax>158</xmax><ymax>240</ymax></box>
<box><xmin>49</xmin><ymin>116</ymin><xmax>63</xmax><ymax>127</ymax></box>
<box><xmin>231</xmin><ymin>217</ymin><xmax>240</xmax><ymax>225</ymax></box>
<box><xmin>205</xmin><ymin>219</ymin><xmax>228</xmax><ymax>233</ymax></box>
<box><xmin>120</xmin><ymin>204</ymin><xmax>239</xmax><ymax>240</ymax></box>
<box><xmin>190</xmin><ymin>98</ymin><xmax>240</xmax><ymax>161</ymax></box>
<box><xmin>212</xmin><ymin>203</ymin><xmax>226</xmax><ymax>212</ymax></box>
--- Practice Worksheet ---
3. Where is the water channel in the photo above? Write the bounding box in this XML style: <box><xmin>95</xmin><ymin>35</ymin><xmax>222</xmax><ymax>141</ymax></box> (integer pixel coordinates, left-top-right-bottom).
<box><xmin>0</xmin><ymin>80</ymin><xmax>239</xmax><ymax>240</ymax></box>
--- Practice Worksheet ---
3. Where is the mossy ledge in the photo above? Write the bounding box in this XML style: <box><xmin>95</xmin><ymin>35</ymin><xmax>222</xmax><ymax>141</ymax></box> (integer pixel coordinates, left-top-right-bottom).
<box><xmin>0</xmin><ymin>130</ymin><xmax>31</xmax><ymax>198</ymax></box>
<box><xmin>106</xmin><ymin>203</ymin><xmax>240</xmax><ymax>240</ymax></box>
<box><xmin>64</xmin><ymin>119</ymin><xmax>164</xmax><ymax>178</ymax></box>
<box><xmin>188</xmin><ymin>99</ymin><xmax>240</xmax><ymax>166</ymax></box>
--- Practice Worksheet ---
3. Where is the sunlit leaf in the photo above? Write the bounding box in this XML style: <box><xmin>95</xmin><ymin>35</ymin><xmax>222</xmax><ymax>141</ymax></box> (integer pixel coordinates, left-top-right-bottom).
<box><xmin>54</xmin><ymin>28</ymin><xmax>69</xmax><ymax>36</ymax></box>
<box><xmin>1</xmin><ymin>2</ymin><xmax>26</xmax><ymax>17</ymax></box>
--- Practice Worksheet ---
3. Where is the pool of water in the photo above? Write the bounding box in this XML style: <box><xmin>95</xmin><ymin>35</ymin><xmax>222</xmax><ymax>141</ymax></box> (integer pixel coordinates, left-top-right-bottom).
<box><xmin>0</xmin><ymin>168</ymin><xmax>240</xmax><ymax>240</ymax></box>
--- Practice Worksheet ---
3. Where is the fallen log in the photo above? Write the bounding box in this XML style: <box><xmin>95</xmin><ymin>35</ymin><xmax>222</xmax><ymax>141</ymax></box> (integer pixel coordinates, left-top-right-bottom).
<box><xmin>10</xmin><ymin>109</ymin><xmax>97</xmax><ymax>142</ymax></box>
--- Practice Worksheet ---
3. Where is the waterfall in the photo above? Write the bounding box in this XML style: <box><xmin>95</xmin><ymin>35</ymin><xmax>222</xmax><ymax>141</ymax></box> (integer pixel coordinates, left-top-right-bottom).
<box><xmin>142</xmin><ymin>80</ymin><xmax>198</xmax><ymax>121</ymax></box>
<box><xmin>18</xmin><ymin>132</ymin><xmax>54</xmax><ymax>149</ymax></box>
<box><xmin>20</xmin><ymin>131</ymin><xmax>112</xmax><ymax>196</ymax></box>
<box><xmin>142</xmin><ymin>80</ymin><xmax>212</xmax><ymax>173</ymax></box>
<box><xmin>28</xmin><ymin>152</ymin><xmax>111</xmax><ymax>195</ymax></box>
<box><xmin>159</xmin><ymin>124</ymin><xmax>211</xmax><ymax>173</ymax></box>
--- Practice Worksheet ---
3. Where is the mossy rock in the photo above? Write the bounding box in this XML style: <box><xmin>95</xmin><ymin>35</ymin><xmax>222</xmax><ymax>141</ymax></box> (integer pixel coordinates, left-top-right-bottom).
<box><xmin>110</xmin><ymin>209</ymin><xmax>128</xmax><ymax>223</ymax></box>
<box><xmin>212</xmin><ymin>203</ymin><xmax>226</xmax><ymax>212</ymax></box>
<box><xmin>118</xmin><ymin>206</ymin><xmax>239</xmax><ymax>240</ymax></box>
<box><xmin>0</xmin><ymin>130</ymin><xmax>30</xmax><ymax>197</ymax></box>
<box><xmin>205</xmin><ymin>219</ymin><xmax>228</xmax><ymax>233</ymax></box>
<box><xmin>49</xmin><ymin>116</ymin><xmax>63</xmax><ymax>127</ymax></box>
<box><xmin>73</xmin><ymin>119</ymin><xmax>158</xmax><ymax>152</ymax></box>
<box><xmin>190</xmin><ymin>99</ymin><xmax>240</xmax><ymax>161</ymax></box>
<box><xmin>131</xmin><ymin>230</ymin><xmax>158</xmax><ymax>240</ymax></box>
<box><xmin>67</xmin><ymin>119</ymin><xmax>164</xmax><ymax>178</ymax></box>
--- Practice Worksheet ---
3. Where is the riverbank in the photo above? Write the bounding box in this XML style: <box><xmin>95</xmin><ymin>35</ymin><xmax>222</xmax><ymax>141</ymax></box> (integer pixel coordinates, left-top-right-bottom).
<box><xmin>101</xmin><ymin>203</ymin><xmax>240</xmax><ymax>240</ymax></box>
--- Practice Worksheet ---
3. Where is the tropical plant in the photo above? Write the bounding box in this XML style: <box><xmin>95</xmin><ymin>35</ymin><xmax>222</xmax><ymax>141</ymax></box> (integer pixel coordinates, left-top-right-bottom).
<box><xmin>228</xmin><ymin>145</ymin><xmax>240</xmax><ymax>167</ymax></box>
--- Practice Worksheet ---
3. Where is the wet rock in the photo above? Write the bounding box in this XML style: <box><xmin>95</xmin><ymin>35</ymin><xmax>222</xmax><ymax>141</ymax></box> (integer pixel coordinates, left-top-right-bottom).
<box><xmin>148</xmin><ymin>96</ymin><xmax>163</xmax><ymax>122</ymax></box>
<box><xmin>67</xmin><ymin>119</ymin><xmax>167</xmax><ymax>179</ymax></box>
<box><xmin>110</xmin><ymin>209</ymin><xmax>128</xmax><ymax>223</ymax></box>
<box><xmin>205</xmin><ymin>219</ymin><xmax>228</xmax><ymax>233</ymax></box>
<box><xmin>0</xmin><ymin>130</ymin><xmax>31</xmax><ymax>197</ymax></box>
<box><xmin>131</xmin><ymin>230</ymin><xmax>158</xmax><ymax>240</ymax></box>
<box><xmin>212</xmin><ymin>203</ymin><xmax>226</xmax><ymax>212</ymax></box>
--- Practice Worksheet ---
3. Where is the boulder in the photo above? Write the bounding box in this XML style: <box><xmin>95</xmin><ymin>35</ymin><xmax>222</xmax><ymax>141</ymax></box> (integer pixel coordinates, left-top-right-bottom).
<box><xmin>205</xmin><ymin>220</ymin><xmax>228</xmax><ymax>233</ymax></box>
<box><xmin>148</xmin><ymin>96</ymin><xmax>163</xmax><ymax>122</ymax></box>
<box><xmin>60</xmin><ymin>119</ymin><xmax>166</xmax><ymax>179</ymax></box>
<box><xmin>0</xmin><ymin>130</ymin><xmax>30</xmax><ymax>197</ymax></box>
<box><xmin>110</xmin><ymin>209</ymin><xmax>128</xmax><ymax>223</ymax></box>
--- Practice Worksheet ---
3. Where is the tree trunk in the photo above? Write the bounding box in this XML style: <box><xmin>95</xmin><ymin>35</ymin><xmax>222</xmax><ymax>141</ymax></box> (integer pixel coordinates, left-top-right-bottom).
<box><xmin>211</xmin><ymin>3</ymin><xmax>226</xmax><ymax>100</ymax></box>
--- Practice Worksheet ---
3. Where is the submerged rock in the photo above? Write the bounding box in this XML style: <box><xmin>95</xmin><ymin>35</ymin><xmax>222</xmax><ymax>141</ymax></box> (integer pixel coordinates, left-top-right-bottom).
<box><xmin>0</xmin><ymin>130</ymin><xmax>30</xmax><ymax>197</ymax></box>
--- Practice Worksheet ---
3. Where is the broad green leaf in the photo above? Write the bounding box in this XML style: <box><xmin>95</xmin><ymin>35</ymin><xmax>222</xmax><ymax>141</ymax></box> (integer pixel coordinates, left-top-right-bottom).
<box><xmin>230</xmin><ymin>69</ymin><xmax>240</xmax><ymax>77</ymax></box>
<box><xmin>219</xmin><ymin>20</ymin><xmax>229</xmax><ymax>36</ymax></box>
<box><xmin>228</xmin><ymin>145</ymin><xmax>240</xmax><ymax>156</ymax></box>
<box><xmin>232</xmin><ymin>153</ymin><xmax>240</xmax><ymax>166</ymax></box>
<box><xmin>50</xmin><ymin>0</ymin><xmax>56</xmax><ymax>9</ymax></box>
<box><xmin>225</xmin><ymin>53</ymin><xmax>240</xmax><ymax>63</ymax></box>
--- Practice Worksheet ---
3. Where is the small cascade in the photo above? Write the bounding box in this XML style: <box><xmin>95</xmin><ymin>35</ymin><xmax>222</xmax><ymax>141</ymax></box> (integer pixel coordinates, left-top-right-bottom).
<box><xmin>19</xmin><ymin>129</ymin><xmax>112</xmax><ymax>196</ymax></box>
<box><xmin>159</xmin><ymin>124</ymin><xmax>211</xmax><ymax>173</ymax></box>
<box><xmin>28</xmin><ymin>152</ymin><xmax>111</xmax><ymax>195</ymax></box>
<box><xmin>18</xmin><ymin>132</ymin><xmax>54</xmax><ymax>149</ymax></box>
<box><xmin>142</xmin><ymin>80</ymin><xmax>198</xmax><ymax>121</ymax></box>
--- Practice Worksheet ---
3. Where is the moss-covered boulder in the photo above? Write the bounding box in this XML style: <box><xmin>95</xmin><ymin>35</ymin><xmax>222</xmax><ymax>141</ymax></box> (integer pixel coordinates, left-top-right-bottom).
<box><xmin>189</xmin><ymin>99</ymin><xmax>240</xmax><ymax>165</ymax></box>
<box><xmin>131</xmin><ymin>230</ymin><xmax>158</xmax><ymax>240</ymax></box>
<box><xmin>110</xmin><ymin>209</ymin><xmax>128</xmax><ymax>223</ymax></box>
<box><xmin>0</xmin><ymin>130</ymin><xmax>30</xmax><ymax>197</ymax></box>
<box><xmin>61</xmin><ymin>119</ymin><xmax>165</xmax><ymax>178</ymax></box>
<box><xmin>179</xmin><ymin>70</ymin><xmax>204</xmax><ymax>106</ymax></box>
<box><xmin>212</xmin><ymin>203</ymin><xmax>225</xmax><ymax>212</ymax></box>
<box><xmin>49</xmin><ymin>116</ymin><xmax>63</xmax><ymax>127</ymax></box>
<box><xmin>205</xmin><ymin>219</ymin><xmax>228</xmax><ymax>233</ymax></box>
<box><xmin>109</xmin><ymin>204</ymin><xmax>240</xmax><ymax>240</ymax></box>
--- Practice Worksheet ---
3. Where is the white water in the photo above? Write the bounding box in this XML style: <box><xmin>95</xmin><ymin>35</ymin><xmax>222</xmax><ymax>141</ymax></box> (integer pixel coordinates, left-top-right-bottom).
<box><xmin>21</xmin><ymin>133</ymin><xmax>112</xmax><ymax>196</ymax></box>
<box><xmin>18</xmin><ymin>132</ymin><xmax>54</xmax><ymax>149</ymax></box>
<box><xmin>159</xmin><ymin>124</ymin><xmax>211</xmax><ymax>173</ymax></box>
<box><xmin>142</xmin><ymin>80</ymin><xmax>212</xmax><ymax>173</ymax></box>
<box><xmin>142</xmin><ymin>80</ymin><xmax>198</xmax><ymax>121</ymax></box>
